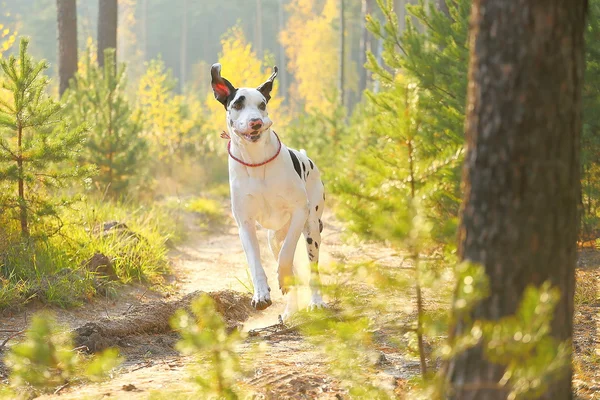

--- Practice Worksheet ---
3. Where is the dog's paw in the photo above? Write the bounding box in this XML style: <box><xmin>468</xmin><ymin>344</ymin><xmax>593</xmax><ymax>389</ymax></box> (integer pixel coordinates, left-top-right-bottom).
<box><xmin>307</xmin><ymin>296</ymin><xmax>327</xmax><ymax>312</ymax></box>
<box><xmin>251</xmin><ymin>288</ymin><xmax>272</xmax><ymax>310</ymax></box>
<box><xmin>278</xmin><ymin>266</ymin><xmax>294</xmax><ymax>295</ymax></box>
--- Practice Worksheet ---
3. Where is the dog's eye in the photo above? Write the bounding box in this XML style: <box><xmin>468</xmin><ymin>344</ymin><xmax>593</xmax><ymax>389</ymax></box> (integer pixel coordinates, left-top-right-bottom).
<box><xmin>259</xmin><ymin>102</ymin><xmax>266</xmax><ymax>111</ymax></box>
<box><xmin>232</xmin><ymin>102</ymin><xmax>243</xmax><ymax>111</ymax></box>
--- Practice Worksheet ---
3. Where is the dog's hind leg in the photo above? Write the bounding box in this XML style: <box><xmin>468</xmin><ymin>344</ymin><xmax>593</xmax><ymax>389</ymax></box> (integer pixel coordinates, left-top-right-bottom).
<box><xmin>303</xmin><ymin>214</ymin><xmax>326</xmax><ymax>311</ymax></box>
<box><xmin>278</xmin><ymin>207</ymin><xmax>308</xmax><ymax>295</ymax></box>
<box><xmin>269</xmin><ymin>225</ymin><xmax>299</xmax><ymax>321</ymax></box>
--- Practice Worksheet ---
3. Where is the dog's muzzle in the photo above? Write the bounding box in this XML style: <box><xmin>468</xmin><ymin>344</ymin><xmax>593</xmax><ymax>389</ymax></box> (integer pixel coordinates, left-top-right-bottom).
<box><xmin>239</xmin><ymin>131</ymin><xmax>263</xmax><ymax>142</ymax></box>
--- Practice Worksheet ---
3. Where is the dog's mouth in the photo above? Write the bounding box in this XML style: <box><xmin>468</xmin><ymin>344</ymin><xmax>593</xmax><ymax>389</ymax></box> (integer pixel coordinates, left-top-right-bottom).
<box><xmin>239</xmin><ymin>131</ymin><xmax>263</xmax><ymax>142</ymax></box>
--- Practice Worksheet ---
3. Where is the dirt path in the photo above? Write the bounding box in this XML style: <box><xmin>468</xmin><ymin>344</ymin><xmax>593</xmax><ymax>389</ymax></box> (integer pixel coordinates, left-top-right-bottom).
<box><xmin>0</xmin><ymin>212</ymin><xmax>416</xmax><ymax>399</ymax></box>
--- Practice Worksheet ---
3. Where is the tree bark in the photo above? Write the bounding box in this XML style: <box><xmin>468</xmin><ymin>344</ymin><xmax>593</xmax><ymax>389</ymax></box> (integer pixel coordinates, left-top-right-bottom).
<box><xmin>97</xmin><ymin>0</ymin><xmax>118</xmax><ymax>68</ymax></box>
<box><xmin>56</xmin><ymin>0</ymin><xmax>77</xmax><ymax>96</ymax></box>
<box><xmin>448</xmin><ymin>1</ymin><xmax>587</xmax><ymax>400</ymax></box>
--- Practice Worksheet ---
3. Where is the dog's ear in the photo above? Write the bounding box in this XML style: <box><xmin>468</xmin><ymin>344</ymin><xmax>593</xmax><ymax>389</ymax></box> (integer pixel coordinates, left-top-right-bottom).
<box><xmin>211</xmin><ymin>63</ymin><xmax>236</xmax><ymax>108</ymax></box>
<box><xmin>257</xmin><ymin>66</ymin><xmax>278</xmax><ymax>103</ymax></box>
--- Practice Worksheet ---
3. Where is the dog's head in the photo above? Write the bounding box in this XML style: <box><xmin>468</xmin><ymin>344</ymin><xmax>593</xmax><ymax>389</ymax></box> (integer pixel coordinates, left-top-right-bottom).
<box><xmin>211</xmin><ymin>63</ymin><xmax>278</xmax><ymax>143</ymax></box>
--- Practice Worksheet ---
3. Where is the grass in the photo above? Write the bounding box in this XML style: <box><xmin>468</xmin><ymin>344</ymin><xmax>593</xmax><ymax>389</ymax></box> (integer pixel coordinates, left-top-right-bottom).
<box><xmin>575</xmin><ymin>269</ymin><xmax>599</xmax><ymax>306</ymax></box>
<box><xmin>0</xmin><ymin>198</ymin><xmax>179</xmax><ymax>310</ymax></box>
<box><xmin>161</xmin><ymin>193</ymin><xmax>227</xmax><ymax>230</ymax></box>
<box><xmin>185</xmin><ymin>197</ymin><xmax>224</xmax><ymax>223</ymax></box>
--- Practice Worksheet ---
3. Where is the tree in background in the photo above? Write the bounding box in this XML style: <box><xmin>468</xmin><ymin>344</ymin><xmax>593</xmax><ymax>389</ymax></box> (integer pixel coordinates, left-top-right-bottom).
<box><xmin>138</xmin><ymin>57</ymin><xmax>204</xmax><ymax>172</ymax></box>
<box><xmin>204</xmin><ymin>26</ymin><xmax>286</xmax><ymax>149</ymax></box>
<box><xmin>338</xmin><ymin>0</ymin><xmax>345</xmax><ymax>107</ymax></box>
<box><xmin>354</xmin><ymin>0</ymin><xmax>469</xmax><ymax>237</ymax></box>
<box><xmin>0</xmin><ymin>38</ymin><xmax>87</xmax><ymax>237</ymax></box>
<box><xmin>56</xmin><ymin>0</ymin><xmax>77</xmax><ymax>96</ymax></box>
<box><xmin>97</xmin><ymin>0</ymin><xmax>117</xmax><ymax>68</ymax></box>
<box><xmin>65</xmin><ymin>48</ymin><xmax>146</xmax><ymax>198</ymax></box>
<box><xmin>280</xmin><ymin>0</ymin><xmax>340</xmax><ymax>115</ymax></box>
<box><xmin>447</xmin><ymin>1</ymin><xmax>586</xmax><ymax>399</ymax></box>
<box><xmin>0</xmin><ymin>16</ymin><xmax>17</xmax><ymax>56</ymax></box>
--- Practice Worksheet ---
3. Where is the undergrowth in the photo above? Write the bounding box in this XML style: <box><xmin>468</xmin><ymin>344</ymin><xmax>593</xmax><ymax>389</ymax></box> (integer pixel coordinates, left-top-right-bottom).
<box><xmin>0</xmin><ymin>312</ymin><xmax>121</xmax><ymax>398</ymax></box>
<box><xmin>0</xmin><ymin>198</ymin><xmax>180</xmax><ymax>310</ymax></box>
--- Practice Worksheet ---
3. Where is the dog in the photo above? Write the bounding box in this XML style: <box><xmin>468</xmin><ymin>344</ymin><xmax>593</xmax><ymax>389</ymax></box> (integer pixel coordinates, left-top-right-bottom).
<box><xmin>210</xmin><ymin>63</ymin><xmax>326</xmax><ymax>319</ymax></box>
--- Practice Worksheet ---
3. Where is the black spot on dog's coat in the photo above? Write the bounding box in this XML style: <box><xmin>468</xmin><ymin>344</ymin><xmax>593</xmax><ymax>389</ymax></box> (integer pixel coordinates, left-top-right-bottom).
<box><xmin>288</xmin><ymin>150</ymin><xmax>302</xmax><ymax>178</ymax></box>
<box><xmin>319</xmin><ymin>219</ymin><xmax>323</xmax><ymax>233</ymax></box>
<box><xmin>307</xmin><ymin>171</ymin><xmax>310</xmax><ymax>177</ymax></box>
<box><xmin>315</xmin><ymin>205</ymin><xmax>319</xmax><ymax>211</ymax></box>
<box><xmin>307</xmin><ymin>237</ymin><xmax>313</xmax><ymax>244</ymax></box>
<box><xmin>315</xmin><ymin>242</ymin><xmax>319</xmax><ymax>249</ymax></box>
<box><xmin>225</xmin><ymin>89</ymin><xmax>238</xmax><ymax>109</ymax></box>
<box><xmin>309</xmin><ymin>159</ymin><xmax>314</xmax><ymax>170</ymax></box>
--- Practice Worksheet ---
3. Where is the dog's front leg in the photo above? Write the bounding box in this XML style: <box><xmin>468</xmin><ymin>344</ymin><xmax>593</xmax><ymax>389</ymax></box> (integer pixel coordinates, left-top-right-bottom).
<box><xmin>278</xmin><ymin>205</ymin><xmax>309</xmax><ymax>294</ymax></box>
<box><xmin>238</xmin><ymin>220</ymin><xmax>272</xmax><ymax>310</ymax></box>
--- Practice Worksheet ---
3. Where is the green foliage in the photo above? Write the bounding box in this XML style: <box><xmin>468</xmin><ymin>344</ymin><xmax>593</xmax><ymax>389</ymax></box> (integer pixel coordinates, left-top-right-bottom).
<box><xmin>0</xmin><ymin>199</ymin><xmax>175</xmax><ymax>310</ymax></box>
<box><xmin>582</xmin><ymin>0</ymin><xmax>600</xmax><ymax>229</ymax></box>
<box><xmin>5</xmin><ymin>313</ymin><xmax>122</xmax><ymax>394</ymax></box>
<box><xmin>65</xmin><ymin>48</ymin><xmax>147</xmax><ymax>198</ymax></box>
<box><xmin>170</xmin><ymin>294</ymin><xmax>245</xmax><ymax>399</ymax></box>
<box><xmin>284</xmin><ymin>99</ymin><xmax>347</xmax><ymax>174</ymax></box>
<box><xmin>303</xmin><ymin>314</ymin><xmax>392</xmax><ymax>399</ymax></box>
<box><xmin>0</xmin><ymin>37</ymin><xmax>89</xmax><ymax>237</ymax></box>
<box><xmin>138</xmin><ymin>57</ymin><xmax>205</xmax><ymax>171</ymax></box>
<box><xmin>417</xmin><ymin>267</ymin><xmax>570</xmax><ymax>400</ymax></box>
<box><xmin>185</xmin><ymin>197</ymin><xmax>225</xmax><ymax>224</ymax></box>
<box><xmin>333</xmin><ymin>0</ymin><xmax>470</xmax><ymax>247</ymax></box>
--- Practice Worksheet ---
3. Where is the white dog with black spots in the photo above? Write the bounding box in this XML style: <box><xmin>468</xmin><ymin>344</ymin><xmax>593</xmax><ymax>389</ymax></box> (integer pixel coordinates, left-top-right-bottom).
<box><xmin>210</xmin><ymin>63</ymin><xmax>326</xmax><ymax>320</ymax></box>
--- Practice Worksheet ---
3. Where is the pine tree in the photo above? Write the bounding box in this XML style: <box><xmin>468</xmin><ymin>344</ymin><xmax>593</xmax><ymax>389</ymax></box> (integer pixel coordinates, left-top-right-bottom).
<box><xmin>335</xmin><ymin>0</ymin><xmax>469</xmax><ymax>241</ymax></box>
<box><xmin>65</xmin><ymin>48</ymin><xmax>146</xmax><ymax>198</ymax></box>
<box><xmin>0</xmin><ymin>38</ymin><xmax>87</xmax><ymax>237</ymax></box>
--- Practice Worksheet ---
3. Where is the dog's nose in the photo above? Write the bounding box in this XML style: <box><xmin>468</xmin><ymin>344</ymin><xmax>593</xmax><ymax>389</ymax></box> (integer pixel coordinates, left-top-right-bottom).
<box><xmin>249</xmin><ymin>118</ymin><xmax>263</xmax><ymax>131</ymax></box>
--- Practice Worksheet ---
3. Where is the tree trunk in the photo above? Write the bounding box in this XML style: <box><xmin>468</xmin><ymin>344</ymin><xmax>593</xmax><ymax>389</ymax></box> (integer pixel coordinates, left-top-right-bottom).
<box><xmin>17</xmin><ymin>123</ymin><xmax>28</xmax><ymax>237</ymax></box>
<box><xmin>448</xmin><ymin>1</ymin><xmax>587</xmax><ymax>400</ymax></box>
<box><xmin>180</xmin><ymin>0</ymin><xmax>188</xmax><ymax>92</ymax></box>
<box><xmin>56</xmin><ymin>0</ymin><xmax>77</xmax><ymax>96</ymax></box>
<box><xmin>97</xmin><ymin>0</ymin><xmax>118</xmax><ymax>68</ymax></box>
<box><xmin>141</xmin><ymin>0</ymin><xmax>148</xmax><ymax>60</ymax></box>
<box><xmin>255</xmin><ymin>0</ymin><xmax>263</xmax><ymax>59</ymax></box>
<box><xmin>338</xmin><ymin>0</ymin><xmax>345</xmax><ymax>107</ymax></box>
<box><xmin>394</xmin><ymin>0</ymin><xmax>406</xmax><ymax>34</ymax></box>
<box><xmin>278</xmin><ymin>0</ymin><xmax>287</xmax><ymax>102</ymax></box>
<box><xmin>358</xmin><ymin>0</ymin><xmax>371</xmax><ymax>97</ymax></box>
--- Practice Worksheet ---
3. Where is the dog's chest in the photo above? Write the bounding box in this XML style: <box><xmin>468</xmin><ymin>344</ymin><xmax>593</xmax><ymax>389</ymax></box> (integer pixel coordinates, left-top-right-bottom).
<box><xmin>231</xmin><ymin>172</ymin><xmax>306</xmax><ymax>230</ymax></box>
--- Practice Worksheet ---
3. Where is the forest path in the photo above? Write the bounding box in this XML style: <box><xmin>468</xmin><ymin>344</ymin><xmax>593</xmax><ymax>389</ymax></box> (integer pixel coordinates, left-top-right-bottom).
<box><xmin>1</xmin><ymin>210</ymin><xmax>414</xmax><ymax>399</ymax></box>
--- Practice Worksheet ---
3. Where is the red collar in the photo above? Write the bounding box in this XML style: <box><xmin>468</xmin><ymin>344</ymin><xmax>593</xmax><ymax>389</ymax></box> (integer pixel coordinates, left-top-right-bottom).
<box><xmin>223</xmin><ymin>131</ymin><xmax>282</xmax><ymax>167</ymax></box>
